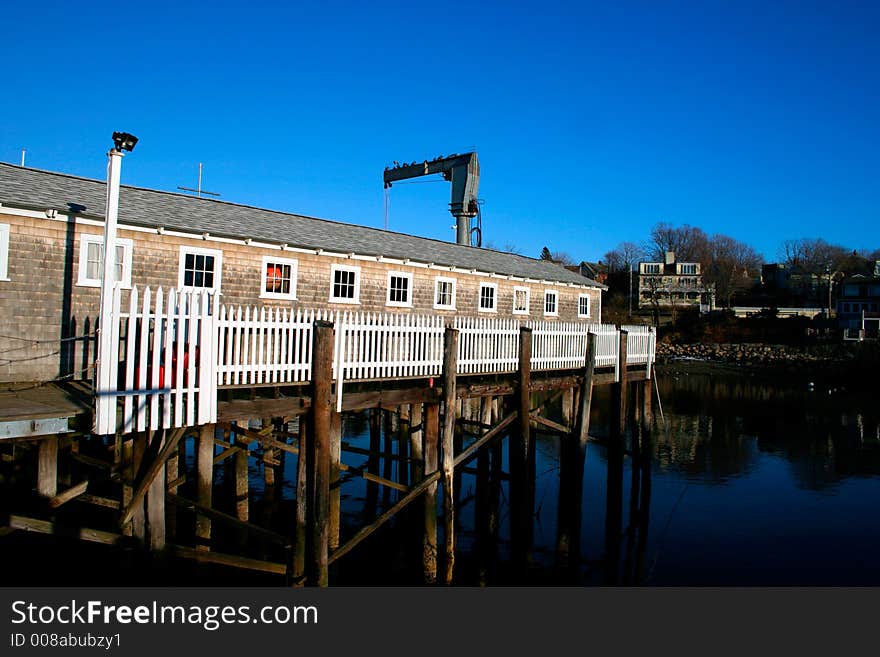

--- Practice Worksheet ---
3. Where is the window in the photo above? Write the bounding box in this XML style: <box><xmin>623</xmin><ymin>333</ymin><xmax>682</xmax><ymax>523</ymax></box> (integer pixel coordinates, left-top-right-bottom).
<box><xmin>680</xmin><ymin>263</ymin><xmax>698</xmax><ymax>275</ymax></box>
<box><xmin>179</xmin><ymin>246</ymin><xmax>222</xmax><ymax>291</ymax></box>
<box><xmin>260</xmin><ymin>256</ymin><xmax>298</xmax><ymax>300</ymax></box>
<box><xmin>643</xmin><ymin>263</ymin><xmax>661</xmax><ymax>274</ymax></box>
<box><xmin>843</xmin><ymin>303</ymin><xmax>850</xmax><ymax>312</ymax></box>
<box><xmin>387</xmin><ymin>271</ymin><xmax>413</xmax><ymax>307</ymax></box>
<box><xmin>77</xmin><ymin>235</ymin><xmax>133</xmax><ymax>288</ymax></box>
<box><xmin>578</xmin><ymin>294</ymin><xmax>591</xmax><ymax>318</ymax></box>
<box><xmin>513</xmin><ymin>286</ymin><xmax>530</xmax><ymax>315</ymax></box>
<box><xmin>434</xmin><ymin>277</ymin><xmax>456</xmax><ymax>310</ymax></box>
<box><xmin>0</xmin><ymin>224</ymin><xmax>10</xmax><ymax>281</ymax></box>
<box><xmin>478</xmin><ymin>282</ymin><xmax>497</xmax><ymax>312</ymax></box>
<box><xmin>544</xmin><ymin>290</ymin><xmax>558</xmax><ymax>316</ymax></box>
<box><xmin>330</xmin><ymin>264</ymin><xmax>360</xmax><ymax>303</ymax></box>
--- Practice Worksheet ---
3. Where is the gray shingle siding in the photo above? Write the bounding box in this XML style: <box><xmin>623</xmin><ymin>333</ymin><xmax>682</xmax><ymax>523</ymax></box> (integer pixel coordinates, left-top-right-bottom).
<box><xmin>0</xmin><ymin>163</ymin><xmax>604</xmax><ymax>289</ymax></box>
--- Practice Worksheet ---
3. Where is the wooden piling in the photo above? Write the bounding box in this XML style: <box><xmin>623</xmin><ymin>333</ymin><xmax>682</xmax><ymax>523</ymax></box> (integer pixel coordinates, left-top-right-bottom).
<box><xmin>398</xmin><ymin>404</ymin><xmax>410</xmax><ymax>488</ymax></box>
<box><xmin>196</xmin><ymin>424</ymin><xmax>215</xmax><ymax>551</ymax></box>
<box><xmin>329</xmin><ymin>410</ymin><xmax>342</xmax><ymax>551</ymax></box>
<box><xmin>37</xmin><ymin>438</ymin><xmax>58</xmax><ymax>498</ymax></box>
<box><xmin>306</xmin><ymin>319</ymin><xmax>333</xmax><ymax>587</ymax></box>
<box><xmin>616</xmin><ymin>330</ymin><xmax>629</xmax><ymax>437</ymax></box>
<box><xmin>364</xmin><ymin>408</ymin><xmax>380</xmax><ymax>517</ymax></box>
<box><xmin>147</xmin><ymin>430</ymin><xmax>166</xmax><ymax>551</ymax></box>
<box><xmin>131</xmin><ymin>433</ymin><xmax>147</xmax><ymax>541</ymax></box>
<box><xmin>441</xmin><ymin>327</ymin><xmax>458</xmax><ymax>585</ymax></box>
<box><xmin>423</xmin><ymin>402</ymin><xmax>440</xmax><ymax>583</ymax></box>
<box><xmin>410</xmin><ymin>403</ymin><xmax>423</xmax><ymax>484</ymax></box>
<box><xmin>510</xmin><ymin>326</ymin><xmax>533</xmax><ymax>571</ymax></box>
<box><xmin>561</xmin><ymin>387</ymin><xmax>574</xmax><ymax>429</ymax></box>
<box><xmin>166</xmin><ymin>438</ymin><xmax>182</xmax><ymax>542</ymax></box>
<box><xmin>293</xmin><ymin>418</ymin><xmax>307</xmax><ymax>584</ymax></box>
<box><xmin>556</xmin><ymin>333</ymin><xmax>596</xmax><ymax>579</ymax></box>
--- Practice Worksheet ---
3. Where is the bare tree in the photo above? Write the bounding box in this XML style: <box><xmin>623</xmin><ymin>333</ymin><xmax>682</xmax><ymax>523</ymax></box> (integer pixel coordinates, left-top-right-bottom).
<box><xmin>603</xmin><ymin>241</ymin><xmax>643</xmax><ymax>273</ymax></box>
<box><xmin>706</xmin><ymin>234</ymin><xmax>762</xmax><ymax>307</ymax></box>
<box><xmin>647</xmin><ymin>222</ymin><xmax>709</xmax><ymax>263</ymax></box>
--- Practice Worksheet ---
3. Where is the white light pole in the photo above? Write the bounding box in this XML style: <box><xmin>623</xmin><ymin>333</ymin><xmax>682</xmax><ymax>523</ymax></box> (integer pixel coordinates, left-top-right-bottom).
<box><xmin>95</xmin><ymin>132</ymin><xmax>137</xmax><ymax>431</ymax></box>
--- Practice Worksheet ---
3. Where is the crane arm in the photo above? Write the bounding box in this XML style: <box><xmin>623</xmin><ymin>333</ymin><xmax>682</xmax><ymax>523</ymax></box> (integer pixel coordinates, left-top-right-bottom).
<box><xmin>383</xmin><ymin>152</ymin><xmax>480</xmax><ymax>246</ymax></box>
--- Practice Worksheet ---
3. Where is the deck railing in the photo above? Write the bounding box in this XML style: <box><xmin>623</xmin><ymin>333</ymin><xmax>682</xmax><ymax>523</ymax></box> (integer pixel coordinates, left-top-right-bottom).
<box><xmin>95</xmin><ymin>286</ymin><xmax>655</xmax><ymax>434</ymax></box>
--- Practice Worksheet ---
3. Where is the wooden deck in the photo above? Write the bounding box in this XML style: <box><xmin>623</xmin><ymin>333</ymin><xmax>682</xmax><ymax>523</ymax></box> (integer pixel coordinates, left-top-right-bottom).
<box><xmin>0</xmin><ymin>382</ymin><xmax>91</xmax><ymax>440</ymax></box>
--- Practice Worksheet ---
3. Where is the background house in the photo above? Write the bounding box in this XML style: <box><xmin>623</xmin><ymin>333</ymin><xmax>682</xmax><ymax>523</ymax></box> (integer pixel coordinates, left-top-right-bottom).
<box><xmin>637</xmin><ymin>251</ymin><xmax>714</xmax><ymax>312</ymax></box>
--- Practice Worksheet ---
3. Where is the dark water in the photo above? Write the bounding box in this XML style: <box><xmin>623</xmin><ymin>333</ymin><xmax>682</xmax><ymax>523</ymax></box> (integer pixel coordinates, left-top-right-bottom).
<box><xmin>329</xmin><ymin>364</ymin><xmax>880</xmax><ymax>585</ymax></box>
<box><xmin>3</xmin><ymin>364</ymin><xmax>878</xmax><ymax>586</ymax></box>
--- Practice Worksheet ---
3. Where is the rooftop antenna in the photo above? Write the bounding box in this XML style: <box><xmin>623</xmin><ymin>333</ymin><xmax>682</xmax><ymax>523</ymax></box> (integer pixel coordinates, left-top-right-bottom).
<box><xmin>20</xmin><ymin>149</ymin><xmax>25</xmax><ymax>167</ymax></box>
<box><xmin>178</xmin><ymin>163</ymin><xmax>220</xmax><ymax>198</ymax></box>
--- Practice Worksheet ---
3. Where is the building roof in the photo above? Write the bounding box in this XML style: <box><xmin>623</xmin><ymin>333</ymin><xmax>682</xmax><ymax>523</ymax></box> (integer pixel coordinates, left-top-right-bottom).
<box><xmin>0</xmin><ymin>162</ymin><xmax>604</xmax><ymax>289</ymax></box>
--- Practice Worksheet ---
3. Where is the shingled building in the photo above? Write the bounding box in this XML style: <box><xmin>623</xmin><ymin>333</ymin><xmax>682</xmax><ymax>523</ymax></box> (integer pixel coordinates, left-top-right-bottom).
<box><xmin>0</xmin><ymin>163</ymin><xmax>604</xmax><ymax>383</ymax></box>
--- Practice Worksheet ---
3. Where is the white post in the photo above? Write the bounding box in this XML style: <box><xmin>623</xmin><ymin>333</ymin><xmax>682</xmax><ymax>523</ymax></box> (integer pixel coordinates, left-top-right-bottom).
<box><xmin>95</xmin><ymin>148</ymin><xmax>124</xmax><ymax>433</ymax></box>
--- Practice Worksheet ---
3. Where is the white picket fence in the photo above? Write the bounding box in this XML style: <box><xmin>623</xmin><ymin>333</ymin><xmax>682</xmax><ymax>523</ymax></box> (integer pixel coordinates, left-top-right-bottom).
<box><xmin>95</xmin><ymin>286</ymin><xmax>656</xmax><ymax>434</ymax></box>
<box><xmin>94</xmin><ymin>286</ymin><xmax>217</xmax><ymax>435</ymax></box>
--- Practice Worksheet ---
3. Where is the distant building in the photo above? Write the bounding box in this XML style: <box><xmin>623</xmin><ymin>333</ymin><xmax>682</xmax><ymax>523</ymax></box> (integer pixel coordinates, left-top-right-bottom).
<box><xmin>637</xmin><ymin>252</ymin><xmax>714</xmax><ymax>311</ymax></box>
<box><xmin>837</xmin><ymin>274</ymin><xmax>880</xmax><ymax>335</ymax></box>
<box><xmin>566</xmin><ymin>261</ymin><xmax>608</xmax><ymax>285</ymax></box>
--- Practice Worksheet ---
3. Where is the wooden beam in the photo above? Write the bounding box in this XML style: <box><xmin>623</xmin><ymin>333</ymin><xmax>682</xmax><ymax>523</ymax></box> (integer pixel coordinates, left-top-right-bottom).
<box><xmin>329</xmin><ymin>411</ymin><xmax>342</xmax><ymax>551</ymax></box>
<box><xmin>306</xmin><ymin>320</ymin><xmax>333</xmax><ymax>587</ymax></box>
<box><xmin>452</xmin><ymin>412</ymin><xmax>518</xmax><ymax>469</ymax></box>
<box><xmin>511</xmin><ymin>326</ymin><xmax>532</xmax><ymax>571</ymax></box>
<box><xmin>169</xmin><ymin>544</ymin><xmax>287</xmax><ymax>576</ymax></box>
<box><xmin>48</xmin><ymin>479</ymin><xmax>89</xmax><ymax>509</ymax></box>
<box><xmin>118</xmin><ymin>428</ymin><xmax>186</xmax><ymax>528</ymax></box>
<box><xmin>78</xmin><ymin>493</ymin><xmax>121</xmax><ymax>510</ymax></box>
<box><xmin>530</xmin><ymin>414</ymin><xmax>569</xmax><ymax>435</ymax></box>
<box><xmin>147</xmin><ymin>430</ymin><xmax>166</xmax><ymax>551</ymax></box>
<box><xmin>441</xmin><ymin>327</ymin><xmax>458</xmax><ymax>585</ymax></box>
<box><xmin>293</xmin><ymin>418</ymin><xmax>307</xmax><ymax>584</ymax></box>
<box><xmin>37</xmin><ymin>438</ymin><xmax>58</xmax><ymax>497</ymax></box>
<box><xmin>196</xmin><ymin>424</ymin><xmax>215</xmax><ymax>551</ymax></box>
<box><xmin>422</xmin><ymin>403</ymin><xmax>439</xmax><ymax>584</ymax></box>
<box><xmin>329</xmin><ymin>468</ymin><xmax>442</xmax><ymax>566</ymax></box>
<box><xmin>166</xmin><ymin>494</ymin><xmax>290</xmax><ymax>547</ymax></box>
<box><xmin>9</xmin><ymin>515</ymin><xmax>123</xmax><ymax>546</ymax></box>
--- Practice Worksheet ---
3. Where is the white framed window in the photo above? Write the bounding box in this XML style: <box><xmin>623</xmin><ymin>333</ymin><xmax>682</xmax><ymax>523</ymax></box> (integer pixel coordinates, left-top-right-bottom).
<box><xmin>513</xmin><ymin>286</ymin><xmax>530</xmax><ymax>315</ymax></box>
<box><xmin>578</xmin><ymin>293</ymin><xmax>591</xmax><ymax>318</ymax></box>
<box><xmin>434</xmin><ymin>277</ymin><xmax>456</xmax><ymax>310</ymax></box>
<box><xmin>544</xmin><ymin>289</ymin><xmax>558</xmax><ymax>316</ymax></box>
<box><xmin>386</xmin><ymin>271</ymin><xmax>413</xmax><ymax>307</ymax></box>
<box><xmin>478</xmin><ymin>282</ymin><xmax>497</xmax><ymax>312</ymax></box>
<box><xmin>179</xmin><ymin>246</ymin><xmax>222</xmax><ymax>291</ymax></box>
<box><xmin>77</xmin><ymin>234</ymin><xmax>133</xmax><ymax>288</ymax></box>
<box><xmin>260</xmin><ymin>255</ymin><xmax>298</xmax><ymax>300</ymax></box>
<box><xmin>330</xmin><ymin>264</ymin><xmax>360</xmax><ymax>304</ymax></box>
<box><xmin>0</xmin><ymin>224</ymin><xmax>10</xmax><ymax>281</ymax></box>
<box><xmin>643</xmin><ymin>263</ymin><xmax>661</xmax><ymax>274</ymax></box>
<box><xmin>679</xmin><ymin>263</ymin><xmax>698</xmax><ymax>275</ymax></box>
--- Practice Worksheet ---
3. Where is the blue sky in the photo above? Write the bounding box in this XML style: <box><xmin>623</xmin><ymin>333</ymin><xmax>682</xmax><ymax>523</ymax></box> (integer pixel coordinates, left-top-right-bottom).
<box><xmin>1</xmin><ymin>1</ymin><xmax>877</xmax><ymax>262</ymax></box>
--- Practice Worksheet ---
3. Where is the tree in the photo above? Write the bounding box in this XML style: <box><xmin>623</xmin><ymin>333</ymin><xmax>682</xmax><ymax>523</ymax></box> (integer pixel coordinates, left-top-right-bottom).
<box><xmin>705</xmin><ymin>233</ymin><xmax>762</xmax><ymax>307</ymax></box>
<box><xmin>603</xmin><ymin>241</ymin><xmax>643</xmax><ymax>273</ymax></box>
<box><xmin>538</xmin><ymin>246</ymin><xmax>574</xmax><ymax>265</ymax></box>
<box><xmin>646</xmin><ymin>222</ymin><xmax>710</xmax><ymax>263</ymax></box>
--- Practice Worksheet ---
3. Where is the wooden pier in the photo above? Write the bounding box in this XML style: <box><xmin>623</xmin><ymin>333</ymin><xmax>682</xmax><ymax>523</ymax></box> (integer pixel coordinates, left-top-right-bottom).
<box><xmin>0</xmin><ymin>288</ymin><xmax>656</xmax><ymax>586</ymax></box>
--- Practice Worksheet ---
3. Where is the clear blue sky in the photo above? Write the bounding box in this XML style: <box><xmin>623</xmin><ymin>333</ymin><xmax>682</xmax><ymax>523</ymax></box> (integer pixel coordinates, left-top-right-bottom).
<box><xmin>1</xmin><ymin>1</ymin><xmax>877</xmax><ymax>262</ymax></box>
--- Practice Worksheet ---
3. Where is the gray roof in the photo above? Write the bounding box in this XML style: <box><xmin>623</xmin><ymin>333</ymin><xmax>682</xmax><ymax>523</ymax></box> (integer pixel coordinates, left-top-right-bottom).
<box><xmin>0</xmin><ymin>162</ymin><xmax>604</xmax><ymax>289</ymax></box>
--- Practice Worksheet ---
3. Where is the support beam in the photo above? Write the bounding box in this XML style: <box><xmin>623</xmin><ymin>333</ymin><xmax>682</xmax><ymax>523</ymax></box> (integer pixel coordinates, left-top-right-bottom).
<box><xmin>131</xmin><ymin>433</ymin><xmax>146</xmax><ymax>541</ymax></box>
<box><xmin>147</xmin><ymin>431</ymin><xmax>166</xmax><ymax>551</ymax></box>
<box><xmin>37</xmin><ymin>438</ymin><xmax>58</xmax><ymax>498</ymax></box>
<box><xmin>48</xmin><ymin>480</ymin><xmax>89</xmax><ymax>509</ymax></box>
<box><xmin>410</xmin><ymin>403</ymin><xmax>424</xmax><ymax>485</ymax></box>
<box><xmin>423</xmin><ymin>403</ymin><xmax>439</xmax><ymax>584</ymax></box>
<box><xmin>306</xmin><ymin>320</ymin><xmax>333</xmax><ymax>587</ymax></box>
<box><xmin>293</xmin><ymin>418</ymin><xmax>307</xmax><ymax>584</ymax></box>
<box><xmin>196</xmin><ymin>424</ymin><xmax>215</xmax><ymax>551</ymax></box>
<box><xmin>510</xmin><ymin>326</ymin><xmax>533</xmax><ymax>572</ymax></box>
<box><xmin>441</xmin><ymin>327</ymin><xmax>458</xmax><ymax>585</ymax></box>
<box><xmin>329</xmin><ymin>410</ymin><xmax>342</xmax><ymax>551</ymax></box>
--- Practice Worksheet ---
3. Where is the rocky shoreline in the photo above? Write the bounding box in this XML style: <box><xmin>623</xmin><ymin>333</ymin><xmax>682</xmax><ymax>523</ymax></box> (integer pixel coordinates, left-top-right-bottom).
<box><xmin>655</xmin><ymin>342</ymin><xmax>862</xmax><ymax>368</ymax></box>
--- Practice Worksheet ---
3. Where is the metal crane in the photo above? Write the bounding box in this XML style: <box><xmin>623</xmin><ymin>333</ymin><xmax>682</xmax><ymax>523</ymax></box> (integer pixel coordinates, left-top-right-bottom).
<box><xmin>383</xmin><ymin>152</ymin><xmax>481</xmax><ymax>246</ymax></box>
